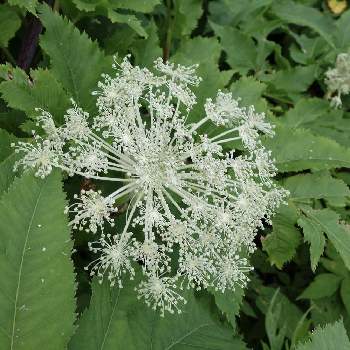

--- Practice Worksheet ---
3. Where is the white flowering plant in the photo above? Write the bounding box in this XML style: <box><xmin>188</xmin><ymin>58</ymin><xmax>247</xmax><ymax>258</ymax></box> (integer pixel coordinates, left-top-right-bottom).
<box><xmin>2</xmin><ymin>1</ymin><xmax>350</xmax><ymax>349</ymax></box>
<box><xmin>13</xmin><ymin>56</ymin><xmax>287</xmax><ymax>315</ymax></box>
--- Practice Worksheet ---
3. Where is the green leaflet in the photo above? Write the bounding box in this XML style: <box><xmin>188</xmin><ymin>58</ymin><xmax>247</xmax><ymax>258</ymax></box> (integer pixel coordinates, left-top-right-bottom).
<box><xmin>69</xmin><ymin>277</ymin><xmax>247</xmax><ymax>350</ymax></box>
<box><xmin>271</xmin><ymin>0</ymin><xmax>336</xmax><ymax>48</ymax></box>
<box><xmin>296</xmin><ymin>319</ymin><xmax>350</xmax><ymax>350</ymax></box>
<box><xmin>7</xmin><ymin>0</ymin><xmax>38</xmax><ymax>14</ymax></box>
<box><xmin>263</xmin><ymin>125</ymin><xmax>350</xmax><ymax>172</ymax></box>
<box><xmin>173</xmin><ymin>0</ymin><xmax>203</xmax><ymax>37</ymax></box>
<box><xmin>298</xmin><ymin>216</ymin><xmax>326</xmax><ymax>272</ymax></box>
<box><xmin>283</xmin><ymin>98</ymin><xmax>330</xmax><ymax>129</ymax></box>
<box><xmin>262</xmin><ymin>204</ymin><xmax>301</xmax><ymax>268</ymax></box>
<box><xmin>0</xmin><ymin>4</ymin><xmax>21</xmax><ymax>48</ymax></box>
<box><xmin>39</xmin><ymin>5</ymin><xmax>112</xmax><ymax>112</ymax></box>
<box><xmin>208</xmin><ymin>285</ymin><xmax>245</xmax><ymax>329</ymax></box>
<box><xmin>211</xmin><ymin>22</ymin><xmax>257</xmax><ymax>75</ymax></box>
<box><xmin>132</xmin><ymin>21</ymin><xmax>162</xmax><ymax>68</ymax></box>
<box><xmin>283</xmin><ymin>172</ymin><xmax>350</xmax><ymax>203</ymax></box>
<box><xmin>72</xmin><ymin>0</ymin><xmax>160</xmax><ymax>13</ymax></box>
<box><xmin>299</xmin><ymin>273</ymin><xmax>342</xmax><ymax>300</ymax></box>
<box><xmin>172</xmin><ymin>37</ymin><xmax>232</xmax><ymax>123</ymax></box>
<box><xmin>0</xmin><ymin>67</ymin><xmax>70</xmax><ymax>124</ymax></box>
<box><xmin>300</xmin><ymin>207</ymin><xmax>350</xmax><ymax>270</ymax></box>
<box><xmin>0</xmin><ymin>171</ymin><xmax>76</xmax><ymax>349</ymax></box>
<box><xmin>0</xmin><ymin>153</ymin><xmax>20</xmax><ymax>197</ymax></box>
<box><xmin>0</xmin><ymin>129</ymin><xmax>16</xmax><ymax>162</ymax></box>
<box><xmin>71</xmin><ymin>0</ymin><xmax>160</xmax><ymax>37</ymax></box>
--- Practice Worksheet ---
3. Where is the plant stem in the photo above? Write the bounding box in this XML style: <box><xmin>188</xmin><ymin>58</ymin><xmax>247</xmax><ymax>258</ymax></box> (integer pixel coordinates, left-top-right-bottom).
<box><xmin>163</xmin><ymin>0</ymin><xmax>173</xmax><ymax>62</ymax></box>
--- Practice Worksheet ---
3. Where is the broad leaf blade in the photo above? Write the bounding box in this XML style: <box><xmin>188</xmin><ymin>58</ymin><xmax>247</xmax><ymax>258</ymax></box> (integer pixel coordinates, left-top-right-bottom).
<box><xmin>0</xmin><ymin>171</ymin><xmax>76</xmax><ymax>349</ymax></box>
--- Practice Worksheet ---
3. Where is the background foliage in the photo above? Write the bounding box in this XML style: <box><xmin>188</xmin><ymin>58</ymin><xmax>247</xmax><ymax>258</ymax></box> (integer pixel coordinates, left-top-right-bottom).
<box><xmin>0</xmin><ymin>0</ymin><xmax>350</xmax><ymax>349</ymax></box>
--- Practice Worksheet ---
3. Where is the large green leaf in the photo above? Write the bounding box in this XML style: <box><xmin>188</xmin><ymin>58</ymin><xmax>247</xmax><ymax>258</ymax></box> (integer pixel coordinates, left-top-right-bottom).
<box><xmin>0</xmin><ymin>4</ymin><xmax>21</xmax><ymax>48</ymax></box>
<box><xmin>39</xmin><ymin>5</ymin><xmax>112</xmax><ymax>112</ymax></box>
<box><xmin>264</xmin><ymin>125</ymin><xmax>350</xmax><ymax>172</ymax></box>
<box><xmin>0</xmin><ymin>171</ymin><xmax>76</xmax><ymax>349</ymax></box>
<box><xmin>0</xmin><ymin>68</ymin><xmax>70</xmax><ymax>123</ymax></box>
<box><xmin>70</xmin><ymin>277</ymin><xmax>246</xmax><ymax>350</ymax></box>
<box><xmin>296</xmin><ymin>320</ymin><xmax>350</xmax><ymax>350</ymax></box>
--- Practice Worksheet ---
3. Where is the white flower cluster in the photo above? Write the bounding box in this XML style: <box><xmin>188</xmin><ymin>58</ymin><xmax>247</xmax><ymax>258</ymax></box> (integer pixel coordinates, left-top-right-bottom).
<box><xmin>325</xmin><ymin>53</ymin><xmax>350</xmax><ymax>108</ymax></box>
<box><xmin>14</xmin><ymin>56</ymin><xmax>287</xmax><ymax>316</ymax></box>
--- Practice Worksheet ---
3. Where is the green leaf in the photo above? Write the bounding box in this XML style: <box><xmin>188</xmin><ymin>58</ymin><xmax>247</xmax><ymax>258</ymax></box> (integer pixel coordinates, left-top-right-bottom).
<box><xmin>262</xmin><ymin>204</ymin><xmax>301</xmax><ymax>268</ymax></box>
<box><xmin>265</xmin><ymin>290</ymin><xmax>287</xmax><ymax>350</ymax></box>
<box><xmin>70</xmin><ymin>277</ymin><xmax>247</xmax><ymax>350</ymax></box>
<box><xmin>0</xmin><ymin>152</ymin><xmax>19</xmax><ymax>197</ymax></box>
<box><xmin>262</xmin><ymin>65</ymin><xmax>316</xmax><ymax>97</ymax></box>
<box><xmin>300</xmin><ymin>207</ymin><xmax>350</xmax><ymax>270</ymax></box>
<box><xmin>208</xmin><ymin>285</ymin><xmax>245</xmax><ymax>329</ymax></box>
<box><xmin>73</xmin><ymin>0</ymin><xmax>160</xmax><ymax>13</ymax></box>
<box><xmin>72</xmin><ymin>0</ymin><xmax>160</xmax><ymax>37</ymax></box>
<box><xmin>131</xmin><ymin>21</ymin><xmax>162</xmax><ymax>67</ymax></box>
<box><xmin>271</xmin><ymin>0</ymin><xmax>336</xmax><ymax>48</ymax></box>
<box><xmin>298</xmin><ymin>215</ymin><xmax>326</xmax><ymax>272</ymax></box>
<box><xmin>7</xmin><ymin>0</ymin><xmax>37</xmax><ymax>14</ymax></box>
<box><xmin>283</xmin><ymin>98</ymin><xmax>330</xmax><ymax>129</ymax></box>
<box><xmin>340</xmin><ymin>277</ymin><xmax>350</xmax><ymax>315</ymax></box>
<box><xmin>299</xmin><ymin>274</ymin><xmax>341</xmax><ymax>300</ymax></box>
<box><xmin>256</xmin><ymin>285</ymin><xmax>303</xmax><ymax>340</ymax></box>
<box><xmin>172</xmin><ymin>37</ymin><xmax>232</xmax><ymax>123</ymax></box>
<box><xmin>0</xmin><ymin>129</ymin><xmax>16</xmax><ymax>162</ymax></box>
<box><xmin>284</xmin><ymin>172</ymin><xmax>350</xmax><ymax>202</ymax></box>
<box><xmin>39</xmin><ymin>5</ymin><xmax>112</xmax><ymax>112</ymax></box>
<box><xmin>173</xmin><ymin>0</ymin><xmax>203</xmax><ymax>37</ymax></box>
<box><xmin>0</xmin><ymin>4</ymin><xmax>21</xmax><ymax>48</ymax></box>
<box><xmin>263</xmin><ymin>125</ymin><xmax>350</xmax><ymax>172</ymax></box>
<box><xmin>106</xmin><ymin>11</ymin><xmax>147</xmax><ymax>38</ymax></box>
<box><xmin>296</xmin><ymin>320</ymin><xmax>350</xmax><ymax>350</ymax></box>
<box><xmin>0</xmin><ymin>171</ymin><xmax>76</xmax><ymax>349</ymax></box>
<box><xmin>0</xmin><ymin>68</ymin><xmax>70</xmax><ymax>123</ymax></box>
<box><xmin>230</xmin><ymin>76</ymin><xmax>268</xmax><ymax>113</ymax></box>
<box><xmin>212</xmin><ymin>23</ymin><xmax>257</xmax><ymax>75</ymax></box>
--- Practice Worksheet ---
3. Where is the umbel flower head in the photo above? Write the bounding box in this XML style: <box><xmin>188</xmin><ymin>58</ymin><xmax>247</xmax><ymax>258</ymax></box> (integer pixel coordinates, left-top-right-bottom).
<box><xmin>14</xmin><ymin>56</ymin><xmax>287</xmax><ymax>316</ymax></box>
<box><xmin>325</xmin><ymin>52</ymin><xmax>350</xmax><ymax>108</ymax></box>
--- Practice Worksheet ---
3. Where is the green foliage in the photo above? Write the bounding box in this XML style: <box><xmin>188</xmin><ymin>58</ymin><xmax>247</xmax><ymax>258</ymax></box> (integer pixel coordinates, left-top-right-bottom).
<box><xmin>39</xmin><ymin>4</ymin><xmax>112</xmax><ymax>112</ymax></box>
<box><xmin>1</xmin><ymin>1</ymin><xmax>350</xmax><ymax>349</ymax></box>
<box><xmin>0</xmin><ymin>67</ymin><xmax>70</xmax><ymax>123</ymax></box>
<box><xmin>0</xmin><ymin>171</ymin><xmax>76</xmax><ymax>349</ymax></box>
<box><xmin>0</xmin><ymin>4</ymin><xmax>21</xmax><ymax>48</ymax></box>
<box><xmin>296</xmin><ymin>320</ymin><xmax>350</xmax><ymax>350</ymax></box>
<box><xmin>263</xmin><ymin>204</ymin><xmax>301</xmax><ymax>268</ymax></box>
<box><xmin>270</xmin><ymin>0</ymin><xmax>336</xmax><ymax>48</ymax></box>
<box><xmin>70</xmin><ymin>276</ymin><xmax>247</xmax><ymax>350</ymax></box>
